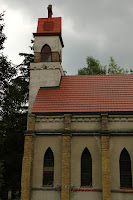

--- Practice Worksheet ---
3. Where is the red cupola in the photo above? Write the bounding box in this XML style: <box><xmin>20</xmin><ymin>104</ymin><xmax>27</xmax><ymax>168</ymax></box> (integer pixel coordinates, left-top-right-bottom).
<box><xmin>34</xmin><ymin>4</ymin><xmax>64</xmax><ymax>47</ymax></box>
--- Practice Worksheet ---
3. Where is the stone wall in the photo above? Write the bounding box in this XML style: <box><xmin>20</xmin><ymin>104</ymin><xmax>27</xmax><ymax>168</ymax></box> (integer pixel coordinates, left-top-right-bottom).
<box><xmin>34</xmin><ymin>52</ymin><xmax>61</xmax><ymax>63</ymax></box>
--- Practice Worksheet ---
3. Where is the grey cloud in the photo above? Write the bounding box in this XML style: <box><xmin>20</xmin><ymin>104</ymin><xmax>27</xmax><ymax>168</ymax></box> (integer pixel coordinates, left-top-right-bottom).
<box><xmin>1</xmin><ymin>0</ymin><xmax>133</xmax><ymax>74</ymax></box>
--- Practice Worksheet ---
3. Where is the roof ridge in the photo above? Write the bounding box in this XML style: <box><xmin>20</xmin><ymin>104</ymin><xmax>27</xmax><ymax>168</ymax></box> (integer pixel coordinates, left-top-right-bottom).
<box><xmin>64</xmin><ymin>74</ymin><xmax>133</xmax><ymax>77</ymax></box>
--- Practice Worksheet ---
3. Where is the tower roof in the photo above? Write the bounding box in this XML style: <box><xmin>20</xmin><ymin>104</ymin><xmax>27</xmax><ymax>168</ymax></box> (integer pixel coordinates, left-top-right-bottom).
<box><xmin>36</xmin><ymin>17</ymin><xmax>61</xmax><ymax>34</ymax></box>
<box><xmin>33</xmin><ymin>4</ymin><xmax>64</xmax><ymax>47</ymax></box>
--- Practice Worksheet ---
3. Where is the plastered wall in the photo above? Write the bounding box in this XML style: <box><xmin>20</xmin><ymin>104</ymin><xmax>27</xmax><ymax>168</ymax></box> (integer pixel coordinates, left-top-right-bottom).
<box><xmin>34</xmin><ymin>36</ymin><xmax>62</xmax><ymax>53</ymax></box>
<box><xmin>28</xmin><ymin>63</ymin><xmax>62</xmax><ymax>113</ymax></box>
<box><xmin>32</xmin><ymin>135</ymin><xmax>62</xmax><ymax>188</ymax></box>
<box><xmin>29</xmin><ymin>35</ymin><xmax>63</xmax><ymax>113</ymax></box>
<box><xmin>31</xmin><ymin>114</ymin><xmax>133</xmax><ymax>200</ymax></box>
<box><xmin>110</xmin><ymin>136</ymin><xmax>133</xmax><ymax>189</ymax></box>
<box><xmin>71</xmin><ymin>136</ymin><xmax>102</xmax><ymax>188</ymax></box>
<box><xmin>31</xmin><ymin>190</ymin><xmax>61</xmax><ymax>200</ymax></box>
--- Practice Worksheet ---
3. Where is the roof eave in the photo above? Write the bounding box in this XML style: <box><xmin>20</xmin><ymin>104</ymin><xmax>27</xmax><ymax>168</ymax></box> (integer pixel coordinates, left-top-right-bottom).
<box><xmin>31</xmin><ymin>111</ymin><xmax>133</xmax><ymax>116</ymax></box>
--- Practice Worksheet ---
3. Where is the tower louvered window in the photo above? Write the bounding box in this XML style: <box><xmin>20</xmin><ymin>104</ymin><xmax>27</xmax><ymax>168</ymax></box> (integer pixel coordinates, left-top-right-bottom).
<box><xmin>41</xmin><ymin>44</ymin><xmax>51</xmax><ymax>62</ymax></box>
<box><xmin>81</xmin><ymin>148</ymin><xmax>92</xmax><ymax>186</ymax></box>
<box><xmin>120</xmin><ymin>148</ymin><xmax>132</xmax><ymax>188</ymax></box>
<box><xmin>43</xmin><ymin>147</ymin><xmax>54</xmax><ymax>186</ymax></box>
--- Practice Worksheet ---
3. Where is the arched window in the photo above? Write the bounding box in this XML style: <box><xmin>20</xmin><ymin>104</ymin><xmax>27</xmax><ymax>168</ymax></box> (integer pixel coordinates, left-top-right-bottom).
<box><xmin>81</xmin><ymin>147</ymin><xmax>92</xmax><ymax>186</ymax></box>
<box><xmin>41</xmin><ymin>44</ymin><xmax>51</xmax><ymax>62</ymax></box>
<box><xmin>120</xmin><ymin>148</ymin><xmax>132</xmax><ymax>187</ymax></box>
<box><xmin>43</xmin><ymin>147</ymin><xmax>54</xmax><ymax>186</ymax></box>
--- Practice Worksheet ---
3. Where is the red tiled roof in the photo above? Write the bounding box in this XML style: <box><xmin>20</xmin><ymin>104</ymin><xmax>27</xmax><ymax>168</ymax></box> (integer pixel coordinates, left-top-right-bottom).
<box><xmin>34</xmin><ymin>17</ymin><xmax>64</xmax><ymax>47</ymax></box>
<box><xmin>37</xmin><ymin>17</ymin><xmax>61</xmax><ymax>34</ymax></box>
<box><xmin>32</xmin><ymin>74</ymin><xmax>133</xmax><ymax>113</ymax></box>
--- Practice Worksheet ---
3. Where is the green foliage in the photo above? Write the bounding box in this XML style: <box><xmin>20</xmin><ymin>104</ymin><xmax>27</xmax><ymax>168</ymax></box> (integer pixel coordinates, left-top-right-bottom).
<box><xmin>0</xmin><ymin>161</ymin><xmax>4</xmax><ymax>188</ymax></box>
<box><xmin>0</xmin><ymin>56</ymin><xmax>17</xmax><ymax>115</ymax></box>
<box><xmin>78</xmin><ymin>56</ymin><xmax>129</xmax><ymax>75</ymax></box>
<box><xmin>78</xmin><ymin>56</ymin><xmax>106</xmax><ymax>75</ymax></box>
<box><xmin>0</xmin><ymin>12</ymin><xmax>6</xmax><ymax>50</ymax></box>
<box><xmin>108</xmin><ymin>57</ymin><xmax>128</xmax><ymax>74</ymax></box>
<box><xmin>0</xmin><ymin>12</ymin><xmax>34</xmax><ymax>199</ymax></box>
<box><xmin>0</xmin><ymin>112</ymin><xmax>26</xmax><ymax>199</ymax></box>
<box><xmin>130</xmin><ymin>69</ymin><xmax>133</xmax><ymax>74</ymax></box>
<box><xmin>17</xmin><ymin>52</ymin><xmax>34</xmax><ymax>104</ymax></box>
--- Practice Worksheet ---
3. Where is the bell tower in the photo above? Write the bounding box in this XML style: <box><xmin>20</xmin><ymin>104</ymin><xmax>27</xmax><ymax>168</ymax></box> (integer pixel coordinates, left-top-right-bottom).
<box><xmin>29</xmin><ymin>5</ymin><xmax>64</xmax><ymax>112</ymax></box>
<box><xmin>21</xmin><ymin>6</ymin><xmax>64</xmax><ymax>200</ymax></box>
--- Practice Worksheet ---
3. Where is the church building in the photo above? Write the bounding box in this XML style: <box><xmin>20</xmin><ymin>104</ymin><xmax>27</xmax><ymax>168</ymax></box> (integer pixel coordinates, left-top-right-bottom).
<box><xmin>21</xmin><ymin>5</ymin><xmax>133</xmax><ymax>200</ymax></box>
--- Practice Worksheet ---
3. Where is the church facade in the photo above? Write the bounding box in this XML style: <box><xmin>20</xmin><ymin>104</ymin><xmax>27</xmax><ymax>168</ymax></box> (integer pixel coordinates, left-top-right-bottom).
<box><xmin>21</xmin><ymin>5</ymin><xmax>133</xmax><ymax>200</ymax></box>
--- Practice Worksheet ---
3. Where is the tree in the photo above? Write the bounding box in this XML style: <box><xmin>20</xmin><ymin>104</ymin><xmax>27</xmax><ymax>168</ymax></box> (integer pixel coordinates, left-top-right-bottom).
<box><xmin>0</xmin><ymin>12</ymin><xmax>33</xmax><ymax>199</ymax></box>
<box><xmin>0</xmin><ymin>12</ymin><xmax>10</xmax><ymax>199</ymax></box>
<box><xmin>0</xmin><ymin>12</ymin><xmax>6</xmax><ymax>50</ymax></box>
<box><xmin>78</xmin><ymin>56</ymin><xmax>106</xmax><ymax>75</ymax></box>
<box><xmin>0</xmin><ymin>11</ymin><xmax>23</xmax><ymax>199</ymax></box>
<box><xmin>108</xmin><ymin>56</ymin><xmax>128</xmax><ymax>74</ymax></box>
<box><xmin>0</xmin><ymin>161</ymin><xmax>4</xmax><ymax>197</ymax></box>
<box><xmin>130</xmin><ymin>69</ymin><xmax>133</xmax><ymax>74</ymax></box>
<box><xmin>17</xmin><ymin>38</ymin><xmax>34</xmax><ymax>105</ymax></box>
<box><xmin>18</xmin><ymin>52</ymin><xmax>34</xmax><ymax>104</ymax></box>
<box><xmin>78</xmin><ymin>56</ymin><xmax>129</xmax><ymax>75</ymax></box>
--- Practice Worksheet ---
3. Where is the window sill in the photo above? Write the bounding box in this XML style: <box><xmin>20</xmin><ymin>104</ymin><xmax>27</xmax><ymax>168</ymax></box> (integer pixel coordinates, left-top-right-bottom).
<box><xmin>111</xmin><ymin>188</ymin><xmax>133</xmax><ymax>193</ymax></box>
<box><xmin>120</xmin><ymin>187</ymin><xmax>133</xmax><ymax>190</ymax></box>
<box><xmin>80</xmin><ymin>186</ymin><xmax>92</xmax><ymax>188</ymax></box>
<box><xmin>71</xmin><ymin>187</ymin><xmax>102</xmax><ymax>192</ymax></box>
<box><xmin>42</xmin><ymin>185</ymin><xmax>53</xmax><ymax>187</ymax></box>
<box><xmin>32</xmin><ymin>187</ymin><xmax>60</xmax><ymax>191</ymax></box>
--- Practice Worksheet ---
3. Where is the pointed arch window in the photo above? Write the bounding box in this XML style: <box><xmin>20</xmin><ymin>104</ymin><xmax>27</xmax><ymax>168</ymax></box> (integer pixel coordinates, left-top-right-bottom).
<box><xmin>81</xmin><ymin>147</ymin><xmax>92</xmax><ymax>186</ymax></box>
<box><xmin>43</xmin><ymin>147</ymin><xmax>54</xmax><ymax>186</ymax></box>
<box><xmin>41</xmin><ymin>44</ymin><xmax>51</xmax><ymax>62</ymax></box>
<box><xmin>120</xmin><ymin>148</ymin><xmax>132</xmax><ymax>188</ymax></box>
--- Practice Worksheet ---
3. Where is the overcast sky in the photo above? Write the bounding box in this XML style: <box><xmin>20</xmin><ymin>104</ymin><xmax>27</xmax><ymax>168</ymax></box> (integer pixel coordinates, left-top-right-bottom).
<box><xmin>1</xmin><ymin>0</ymin><xmax>133</xmax><ymax>74</ymax></box>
